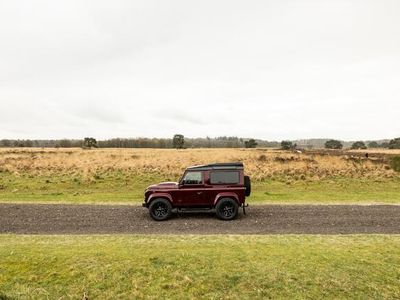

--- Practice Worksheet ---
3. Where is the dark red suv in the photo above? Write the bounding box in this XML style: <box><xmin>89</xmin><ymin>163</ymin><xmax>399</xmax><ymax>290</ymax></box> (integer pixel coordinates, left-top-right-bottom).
<box><xmin>142</xmin><ymin>162</ymin><xmax>251</xmax><ymax>221</ymax></box>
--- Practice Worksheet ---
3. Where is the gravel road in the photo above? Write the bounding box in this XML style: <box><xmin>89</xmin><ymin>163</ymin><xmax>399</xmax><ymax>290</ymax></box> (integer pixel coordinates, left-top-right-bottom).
<box><xmin>1</xmin><ymin>203</ymin><xmax>399</xmax><ymax>234</ymax></box>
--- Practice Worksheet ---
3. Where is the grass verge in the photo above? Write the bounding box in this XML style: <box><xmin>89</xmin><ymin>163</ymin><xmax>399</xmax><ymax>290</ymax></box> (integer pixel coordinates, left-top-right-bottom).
<box><xmin>0</xmin><ymin>235</ymin><xmax>399</xmax><ymax>299</ymax></box>
<box><xmin>1</xmin><ymin>172</ymin><xmax>400</xmax><ymax>204</ymax></box>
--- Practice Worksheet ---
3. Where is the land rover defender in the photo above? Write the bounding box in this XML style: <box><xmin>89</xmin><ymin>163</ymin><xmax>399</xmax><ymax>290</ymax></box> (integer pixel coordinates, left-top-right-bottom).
<box><xmin>142</xmin><ymin>162</ymin><xmax>251</xmax><ymax>221</ymax></box>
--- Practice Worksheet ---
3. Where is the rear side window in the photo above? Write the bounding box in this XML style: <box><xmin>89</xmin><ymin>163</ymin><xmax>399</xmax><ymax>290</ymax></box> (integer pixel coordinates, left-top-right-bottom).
<box><xmin>210</xmin><ymin>171</ymin><xmax>240</xmax><ymax>184</ymax></box>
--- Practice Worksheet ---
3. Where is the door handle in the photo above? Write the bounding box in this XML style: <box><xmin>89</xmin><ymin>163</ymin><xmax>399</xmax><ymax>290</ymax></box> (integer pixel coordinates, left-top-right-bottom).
<box><xmin>197</xmin><ymin>191</ymin><xmax>203</xmax><ymax>195</ymax></box>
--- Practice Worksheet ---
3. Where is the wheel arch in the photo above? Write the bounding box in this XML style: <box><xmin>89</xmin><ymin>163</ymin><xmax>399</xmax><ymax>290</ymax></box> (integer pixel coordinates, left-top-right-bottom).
<box><xmin>147</xmin><ymin>193</ymin><xmax>173</xmax><ymax>207</ymax></box>
<box><xmin>213</xmin><ymin>192</ymin><xmax>240</xmax><ymax>207</ymax></box>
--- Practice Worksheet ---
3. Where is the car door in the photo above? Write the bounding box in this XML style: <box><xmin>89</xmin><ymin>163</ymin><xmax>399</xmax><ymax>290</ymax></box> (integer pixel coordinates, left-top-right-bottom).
<box><xmin>177</xmin><ymin>171</ymin><xmax>206</xmax><ymax>206</ymax></box>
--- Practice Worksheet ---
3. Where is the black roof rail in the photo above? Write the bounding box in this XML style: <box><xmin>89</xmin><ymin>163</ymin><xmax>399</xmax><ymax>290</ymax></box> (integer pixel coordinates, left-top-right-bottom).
<box><xmin>187</xmin><ymin>162</ymin><xmax>244</xmax><ymax>171</ymax></box>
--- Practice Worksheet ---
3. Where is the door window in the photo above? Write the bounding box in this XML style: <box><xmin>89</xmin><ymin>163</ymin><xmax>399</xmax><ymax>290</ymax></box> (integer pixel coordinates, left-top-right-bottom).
<box><xmin>182</xmin><ymin>171</ymin><xmax>203</xmax><ymax>185</ymax></box>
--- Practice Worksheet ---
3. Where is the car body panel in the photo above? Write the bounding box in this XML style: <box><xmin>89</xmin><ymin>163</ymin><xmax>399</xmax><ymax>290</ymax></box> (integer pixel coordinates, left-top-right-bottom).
<box><xmin>212</xmin><ymin>191</ymin><xmax>240</xmax><ymax>205</ymax></box>
<box><xmin>147</xmin><ymin>192</ymin><xmax>173</xmax><ymax>204</ymax></box>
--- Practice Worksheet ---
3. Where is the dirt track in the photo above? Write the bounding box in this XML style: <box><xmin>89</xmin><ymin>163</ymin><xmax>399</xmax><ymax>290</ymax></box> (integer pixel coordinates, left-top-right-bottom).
<box><xmin>1</xmin><ymin>204</ymin><xmax>400</xmax><ymax>234</ymax></box>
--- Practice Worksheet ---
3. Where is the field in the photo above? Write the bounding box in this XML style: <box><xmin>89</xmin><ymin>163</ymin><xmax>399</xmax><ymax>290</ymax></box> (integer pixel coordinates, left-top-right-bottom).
<box><xmin>2</xmin><ymin>147</ymin><xmax>400</xmax><ymax>299</ymax></box>
<box><xmin>1</xmin><ymin>148</ymin><xmax>400</xmax><ymax>204</ymax></box>
<box><xmin>1</xmin><ymin>235</ymin><xmax>400</xmax><ymax>299</ymax></box>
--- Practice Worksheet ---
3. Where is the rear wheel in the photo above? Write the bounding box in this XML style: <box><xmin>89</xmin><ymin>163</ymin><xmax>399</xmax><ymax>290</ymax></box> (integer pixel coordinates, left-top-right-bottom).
<box><xmin>149</xmin><ymin>198</ymin><xmax>172</xmax><ymax>221</ymax></box>
<box><xmin>215</xmin><ymin>198</ymin><xmax>238</xmax><ymax>220</ymax></box>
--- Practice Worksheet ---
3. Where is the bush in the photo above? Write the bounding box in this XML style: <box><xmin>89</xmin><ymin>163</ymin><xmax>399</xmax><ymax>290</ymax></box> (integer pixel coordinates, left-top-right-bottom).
<box><xmin>83</xmin><ymin>137</ymin><xmax>98</xmax><ymax>149</ymax></box>
<box><xmin>245</xmin><ymin>139</ymin><xmax>258</xmax><ymax>148</ymax></box>
<box><xmin>325</xmin><ymin>139</ymin><xmax>343</xmax><ymax>149</ymax></box>
<box><xmin>351</xmin><ymin>141</ymin><xmax>367</xmax><ymax>150</ymax></box>
<box><xmin>388</xmin><ymin>138</ymin><xmax>400</xmax><ymax>149</ymax></box>
<box><xmin>389</xmin><ymin>156</ymin><xmax>400</xmax><ymax>172</ymax></box>
<box><xmin>368</xmin><ymin>141</ymin><xmax>379</xmax><ymax>148</ymax></box>
<box><xmin>281</xmin><ymin>140</ymin><xmax>295</xmax><ymax>150</ymax></box>
<box><xmin>258</xmin><ymin>154</ymin><xmax>267</xmax><ymax>161</ymax></box>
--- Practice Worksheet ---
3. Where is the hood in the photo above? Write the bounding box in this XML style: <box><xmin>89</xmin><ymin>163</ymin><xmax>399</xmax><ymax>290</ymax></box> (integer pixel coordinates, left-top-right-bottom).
<box><xmin>146</xmin><ymin>181</ymin><xmax>179</xmax><ymax>190</ymax></box>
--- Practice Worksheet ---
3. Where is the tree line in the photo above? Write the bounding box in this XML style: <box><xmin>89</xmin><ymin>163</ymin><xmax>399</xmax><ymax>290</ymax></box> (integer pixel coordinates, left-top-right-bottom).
<box><xmin>280</xmin><ymin>138</ymin><xmax>400</xmax><ymax>150</ymax></box>
<box><xmin>0</xmin><ymin>136</ymin><xmax>279</xmax><ymax>149</ymax></box>
<box><xmin>1</xmin><ymin>136</ymin><xmax>399</xmax><ymax>149</ymax></box>
<box><xmin>322</xmin><ymin>139</ymin><xmax>400</xmax><ymax>150</ymax></box>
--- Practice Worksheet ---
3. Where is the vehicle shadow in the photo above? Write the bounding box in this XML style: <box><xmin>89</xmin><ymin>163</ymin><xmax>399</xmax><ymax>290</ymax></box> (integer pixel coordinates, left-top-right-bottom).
<box><xmin>170</xmin><ymin>210</ymin><xmax>246</xmax><ymax>220</ymax></box>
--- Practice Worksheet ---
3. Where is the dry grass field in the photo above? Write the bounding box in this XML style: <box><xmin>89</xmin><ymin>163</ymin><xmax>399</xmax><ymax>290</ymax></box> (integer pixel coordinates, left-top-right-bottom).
<box><xmin>0</xmin><ymin>147</ymin><xmax>399</xmax><ymax>204</ymax></box>
<box><xmin>0</xmin><ymin>147</ymin><xmax>398</xmax><ymax>180</ymax></box>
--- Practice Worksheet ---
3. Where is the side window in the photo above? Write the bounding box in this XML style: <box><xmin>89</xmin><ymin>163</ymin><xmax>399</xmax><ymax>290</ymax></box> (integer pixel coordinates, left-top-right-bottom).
<box><xmin>210</xmin><ymin>171</ymin><xmax>240</xmax><ymax>184</ymax></box>
<box><xmin>182</xmin><ymin>171</ymin><xmax>203</xmax><ymax>185</ymax></box>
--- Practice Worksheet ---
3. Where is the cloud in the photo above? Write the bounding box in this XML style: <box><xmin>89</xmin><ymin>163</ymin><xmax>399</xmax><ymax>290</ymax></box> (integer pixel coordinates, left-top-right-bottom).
<box><xmin>73</xmin><ymin>104</ymin><xmax>127</xmax><ymax>124</ymax></box>
<box><xmin>0</xmin><ymin>0</ymin><xmax>399</xmax><ymax>140</ymax></box>
<box><xmin>154</xmin><ymin>109</ymin><xmax>207</xmax><ymax>125</ymax></box>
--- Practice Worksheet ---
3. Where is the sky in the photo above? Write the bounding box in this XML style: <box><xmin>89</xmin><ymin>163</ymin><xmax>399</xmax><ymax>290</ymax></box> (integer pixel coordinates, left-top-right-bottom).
<box><xmin>0</xmin><ymin>0</ymin><xmax>399</xmax><ymax>141</ymax></box>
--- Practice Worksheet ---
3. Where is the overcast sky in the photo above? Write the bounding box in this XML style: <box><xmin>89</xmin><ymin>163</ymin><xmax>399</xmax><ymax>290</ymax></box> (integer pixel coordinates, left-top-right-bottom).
<box><xmin>0</xmin><ymin>0</ymin><xmax>399</xmax><ymax>141</ymax></box>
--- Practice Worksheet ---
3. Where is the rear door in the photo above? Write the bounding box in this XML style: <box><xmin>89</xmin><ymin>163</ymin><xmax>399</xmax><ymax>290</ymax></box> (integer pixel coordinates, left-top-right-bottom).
<box><xmin>205</xmin><ymin>170</ymin><xmax>242</xmax><ymax>204</ymax></box>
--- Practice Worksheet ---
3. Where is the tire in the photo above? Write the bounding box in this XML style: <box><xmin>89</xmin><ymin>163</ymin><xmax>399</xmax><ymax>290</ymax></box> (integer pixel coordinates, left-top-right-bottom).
<box><xmin>215</xmin><ymin>198</ymin><xmax>238</xmax><ymax>220</ymax></box>
<box><xmin>149</xmin><ymin>198</ymin><xmax>172</xmax><ymax>221</ymax></box>
<box><xmin>244</xmin><ymin>176</ymin><xmax>251</xmax><ymax>196</ymax></box>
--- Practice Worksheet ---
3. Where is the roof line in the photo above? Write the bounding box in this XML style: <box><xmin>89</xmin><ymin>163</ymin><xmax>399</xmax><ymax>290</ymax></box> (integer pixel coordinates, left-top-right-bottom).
<box><xmin>187</xmin><ymin>162</ymin><xmax>244</xmax><ymax>170</ymax></box>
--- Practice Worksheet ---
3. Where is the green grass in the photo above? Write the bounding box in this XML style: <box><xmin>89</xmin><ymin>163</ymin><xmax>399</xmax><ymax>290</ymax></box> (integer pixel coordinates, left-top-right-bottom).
<box><xmin>252</xmin><ymin>177</ymin><xmax>400</xmax><ymax>204</ymax></box>
<box><xmin>390</xmin><ymin>156</ymin><xmax>400</xmax><ymax>172</ymax></box>
<box><xmin>1</xmin><ymin>172</ymin><xmax>400</xmax><ymax>204</ymax></box>
<box><xmin>0</xmin><ymin>235</ymin><xmax>399</xmax><ymax>299</ymax></box>
<box><xmin>0</xmin><ymin>172</ymin><xmax>156</xmax><ymax>204</ymax></box>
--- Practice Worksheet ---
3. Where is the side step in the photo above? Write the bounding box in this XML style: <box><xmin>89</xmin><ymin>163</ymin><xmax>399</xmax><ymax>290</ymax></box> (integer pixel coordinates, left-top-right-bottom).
<box><xmin>175</xmin><ymin>207</ymin><xmax>214</xmax><ymax>213</ymax></box>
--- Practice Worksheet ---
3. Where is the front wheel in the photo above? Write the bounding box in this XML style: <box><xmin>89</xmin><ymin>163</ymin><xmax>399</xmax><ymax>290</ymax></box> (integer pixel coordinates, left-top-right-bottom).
<box><xmin>149</xmin><ymin>198</ymin><xmax>172</xmax><ymax>221</ymax></box>
<box><xmin>215</xmin><ymin>198</ymin><xmax>238</xmax><ymax>220</ymax></box>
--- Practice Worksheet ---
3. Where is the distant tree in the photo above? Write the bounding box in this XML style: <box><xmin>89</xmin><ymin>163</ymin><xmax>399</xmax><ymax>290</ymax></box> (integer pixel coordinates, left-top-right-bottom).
<box><xmin>380</xmin><ymin>142</ymin><xmax>389</xmax><ymax>148</ymax></box>
<box><xmin>388</xmin><ymin>138</ymin><xmax>400</xmax><ymax>149</ymax></box>
<box><xmin>172</xmin><ymin>134</ymin><xmax>185</xmax><ymax>149</ymax></box>
<box><xmin>157</xmin><ymin>139</ymin><xmax>166</xmax><ymax>148</ymax></box>
<box><xmin>11</xmin><ymin>140</ymin><xmax>33</xmax><ymax>147</ymax></box>
<box><xmin>368</xmin><ymin>141</ymin><xmax>379</xmax><ymax>148</ymax></box>
<box><xmin>0</xmin><ymin>139</ymin><xmax>11</xmax><ymax>147</ymax></box>
<box><xmin>244</xmin><ymin>139</ymin><xmax>258</xmax><ymax>148</ymax></box>
<box><xmin>281</xmin><ymin>140</ymin><xmax>294</xmax><ymax>150</ymax></box>
<box><xmin>25</xmin><ymin>140</ymin><xmax>33</xmax><ymax>147</ymax></box>
<box><xmin>59</xmin><ymin>139</ymin><xmax>72</xmax><ymax>148</ymax></box>
<box><xmin>83</xmin><ymin>137</ymin><xmax>98</xmax><ymax>149</ymax></box>
<box><xmin>351</xmin><ymin>141</ymin><xmax>367</xmax><ymax>150</ymax></box>
<box><xmin>14</xmin><ymin>140</ymin><xmax>30</xmax><ymax>147</ymax></box>
<box><xmin>206</xmin><ymin>136</ymin><xmax>212</xmax><ymax>148</ymax></box>
<box><xmin>325</xmin><ymin>139</ymin><xmax>343</xmax><ymax>149</ymax></box>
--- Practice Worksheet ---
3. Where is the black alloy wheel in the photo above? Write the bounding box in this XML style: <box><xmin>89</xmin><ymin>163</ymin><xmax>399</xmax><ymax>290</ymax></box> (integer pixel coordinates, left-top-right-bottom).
<box><xmin>149</xmin><ymin>198</ymin><xmax>172</xmax><ymax>221</ymax></box>
<box><xmin>215</xmin><ymin>198</ymin><xmax>238</xmax><ymax>220</ymax></box>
